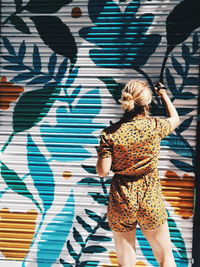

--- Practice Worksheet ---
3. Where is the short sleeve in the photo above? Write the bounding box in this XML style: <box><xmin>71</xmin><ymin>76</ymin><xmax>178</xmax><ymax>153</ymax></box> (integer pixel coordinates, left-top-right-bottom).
<box><xmin>155</xmin><ymin>117</ymin><xmax>173</xmax><ymax>139</ymax></box>
<box><xmin>97</xmin><ymin>131</ymin><xmax>113</xmax><ymax>158</ymax></box>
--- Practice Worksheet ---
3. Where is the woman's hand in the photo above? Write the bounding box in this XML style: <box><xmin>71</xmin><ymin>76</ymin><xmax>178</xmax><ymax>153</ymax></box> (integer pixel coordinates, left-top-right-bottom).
<box><xmin>154</xmin><ymin>82</ymin><xmax>167</xmax><ymax>97</ymax></box>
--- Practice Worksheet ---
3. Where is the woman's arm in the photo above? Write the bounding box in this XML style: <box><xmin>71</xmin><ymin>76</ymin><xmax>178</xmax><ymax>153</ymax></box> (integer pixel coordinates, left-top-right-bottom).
<box><xmin>155</xmin><ymin>82</ymin><xmax>180</xmax><ymax>131</ymax></box>
<box><xmin>96</xmin><ymin>157</ymin><xmax>112</xmax><ymax>177</ymax></box>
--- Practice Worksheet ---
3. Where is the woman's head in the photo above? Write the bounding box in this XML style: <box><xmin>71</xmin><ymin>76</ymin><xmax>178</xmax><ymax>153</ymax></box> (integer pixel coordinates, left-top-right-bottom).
<box><xmin>120</xmin><ymin>80</ymin><xmax>152</xmax><ymax>115</ymax></box>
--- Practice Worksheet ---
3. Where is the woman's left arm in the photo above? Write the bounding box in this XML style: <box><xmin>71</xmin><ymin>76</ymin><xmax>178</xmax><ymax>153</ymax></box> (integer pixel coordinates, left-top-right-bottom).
<box><xmin>96</xmin><ymin>157</ymin><xmax>112</xmax><ymax>177</ymax></box>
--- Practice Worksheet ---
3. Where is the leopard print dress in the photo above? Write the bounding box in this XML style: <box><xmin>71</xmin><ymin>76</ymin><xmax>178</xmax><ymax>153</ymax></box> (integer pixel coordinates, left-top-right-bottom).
<box><xmin>97</xmin><ymin>115</ymin><xmax>172</xmax><ymax>232</ymax></box>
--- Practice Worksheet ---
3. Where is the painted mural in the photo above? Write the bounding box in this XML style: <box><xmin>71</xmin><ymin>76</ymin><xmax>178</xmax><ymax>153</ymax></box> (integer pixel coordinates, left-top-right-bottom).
<box><xmin>0</xmin><ymin>0</ymin><xmax>199</xmax><ymax>266</ymax></box>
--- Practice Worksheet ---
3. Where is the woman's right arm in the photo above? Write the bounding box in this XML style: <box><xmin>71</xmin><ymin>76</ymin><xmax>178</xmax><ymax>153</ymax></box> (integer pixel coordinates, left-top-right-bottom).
<box><xmin>155</xmin><ymin>83</ymin><xmax>180</xmax><ymax>131</ymax></box>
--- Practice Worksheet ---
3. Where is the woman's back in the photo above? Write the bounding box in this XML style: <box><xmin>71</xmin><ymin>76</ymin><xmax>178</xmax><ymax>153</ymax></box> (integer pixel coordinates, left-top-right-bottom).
<box><xmin>98</xmin><ymin>115</ymin><xmax>172</xmax><ymax>177</ymax></box>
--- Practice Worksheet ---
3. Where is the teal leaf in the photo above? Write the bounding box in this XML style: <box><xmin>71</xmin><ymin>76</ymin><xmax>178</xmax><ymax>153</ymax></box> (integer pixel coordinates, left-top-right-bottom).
<box><xmin>98</xmin><ymin>220</ymin><xmax>111</xmax><ymax>231</ymax></box>
<box><xmin>55</xmin><ymin>58</ymin><xmax>68</xmax><ymax>82</ymax></box>
<box><xmin>167</xmin><ymin>210</ymin><xmax>189</xmax><ymax>265</ymax></box>
<box><xmin>185</xmin><ymin>77</ymin><xmax>198</xmax><ymax>85</ymax></box>
<box><xmin>2</xmin><ymin>36</ymin><xmax>16</xmax><ymax>55</ymax></box>
<box><xmin>48</xmin><ymin>53</ymin><xmax>57</xmax><ymax>75</ymax></box>
<box><xmin>77</xmin><ymin>178</ymin><xmax>101</xmax><ymax>186</ymax></box>
<box><xmin>90</xmin><ymin>235</ymin><xmax>112</xmax><ymax>242</ymax></box>
<box><xmin>33</xmin><ymin>44</ymin><xmax>41</xmax><ymax>72</ymax></box>
<box><xmin>175</xmin><ymin>117</ymin><xmax>193</xmax><ymax>135</ymax></box>
<box><xmin>9</xmin><ymin>15</ymin><xmax>31</xmax><ymax>34</ymax></box>
<box><xmin>40</xmin><ymin>88</ymin><xmax>101</xmax><ymax>162</ymax></box>
<box><xmin>27</xmin><ymin>134</ymin><xmax>54</xmax><ymax>211</ymax></box>
<box><xmin>0</xmin><ymin>162</ymin><xmax>41</xmax><ymax>212</ymax></box>
<box><xmin>82</xmin><ymin>245</ymin><xmax>106</xmax><ymax>254</ymax></box>
<box><xmin>37</xmin><ymin>189</ymin><xmax>75</xmax><ymax>266</ymax></box>
<box><xmin>3</xmin><ymin>65</ymin><xmax>28</xmax><ymax>71</ymax></box>
<box><xmin>25</xmin><ymin>0</ymin><xmax>73</xmax><ymax>13</ymax></box>
<box><xmin>73</xmin><ymin>227</ymin><xmax>84</xmax><ymax>247</ymax></box>
<box><xmin>80</xmin><ymin>0</ymin><xmax>161</xmax><ymax>69</ymax></box>
<box><xmin>18</xmin><ymin>40</ymin><xmax>27</xmax><ymax>61</ymax></box>
<box><xmin>76</xmin><ymin>215</ymin><xmax>93</xmax><ymax>233</ymax></box>
<box><xmin>13</xmin><ymin>82</ymin><xmax>60</xmax><ymax>133</ymax></box>
<box><xmin>11</xmin><ymin>72</ymin><xmax>35</xmax><ymax>82</ymax></box>
<box><xmin>162</xmin><ymin>133</ymin><xmax>195</xmax><ymax>159</ymax></box>
<box><xmin>82</xmin><ymin>165</ymin><xmax>97</xmax><ymax>174</ymax></box>
<box><xmin>88</xmin><ymin>192</ymin><xmax>108</xmax><ymax>205</ymax></box>
<box><xmin>66</xmin><ymin>240</ymin><xmax>78</xmax><ymax>260</ymax></box>
<box><xmin>26</xmin><ymin>75</ymin><xmax>52</xmax><ymax>85</ymax></box>
<box><xmin>2</xmin><ymin>55</ymin><xmax>19</xmax><ymax>63</ymax></box>
<box><xmin>171</xmin><ymin>56</ymin><xmax>184</xmax><ymax>76</ymax></box>
<box><xmin>85</xmin><ymin>209</ymin><xmax>102</xmax><ymax>223</ymax></box>
<box><xmin>170</xmin><ymin>159</ymin><xmax>193</xmax><ymax>172</ymax></box>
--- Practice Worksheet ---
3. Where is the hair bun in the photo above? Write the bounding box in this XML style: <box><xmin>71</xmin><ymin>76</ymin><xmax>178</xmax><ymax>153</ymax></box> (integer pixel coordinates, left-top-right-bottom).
<box><xmin>122</xmin><ymin>92</ymin><xmax>133</xmax><ymax>101</ymax></box>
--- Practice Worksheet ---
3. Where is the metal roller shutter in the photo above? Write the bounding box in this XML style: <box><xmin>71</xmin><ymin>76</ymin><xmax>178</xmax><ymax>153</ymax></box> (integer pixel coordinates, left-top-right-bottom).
<box><xmin>0</xmin><ymin>0</ymin><xmax>199</xmax><ymax>266</ymax></box>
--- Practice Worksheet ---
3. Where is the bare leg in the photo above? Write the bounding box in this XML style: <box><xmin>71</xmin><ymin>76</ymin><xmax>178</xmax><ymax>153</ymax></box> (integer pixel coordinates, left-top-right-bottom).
<box><xmin>141</xmin><ymin>221</ymin><xmax>176</xmax><ymax>267</ymax></box>
<box><xmin>112</xmin><ymin>228</ymin><xmax>136</xmax><ymax>267</ymax></box>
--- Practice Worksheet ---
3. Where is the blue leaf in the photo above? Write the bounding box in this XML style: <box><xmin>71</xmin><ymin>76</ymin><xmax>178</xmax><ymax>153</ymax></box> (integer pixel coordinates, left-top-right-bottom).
<box><xmin>26</xmin><ymin>75</ymin><xmax>52</xmax><ymax>85</ymax></box>
<box><xmin>186</xmin><ymin>77</ymin><xmax>198</xmax><ymax>85</ymax></box>
<box><xmin>55</xmin><ymin>58</ymin><xmax>68</xmax><ymax>82</ymax></box>
<box><xmin>27</xmin><ymin>134</ymin><xmax>54</xmax><ymax>211</ymax></box>
<box><xmin>18</xmin><ymin>40</ymin><xmax>26</xmax><ymax>62</ymax></box>
<box><xmin>175</xmin><ymin>117</ymin><xmax>193</xmax><ymax>135</ymax></box>
<box><xmin>176</xmin><ymin>108</ymin><xmax>194</xmax><ymax>116</ymax></box>
<box><xmin>48</xmin><ymin>53</ymin><xmax>57</xmax><ymax>75</ymax></box>
<box><xmin>171</xmin><ymin>55</ymin><xmax>184</xmax><ymax>76</ymax></box>
<box><xmin>161</xmin><ymin>134</ymin><xmax>195</xmax><ymax>159</ymax></box>
<box><xmin>82</xmin><ymin>165</ymin><xmax>96</xmax><ymax>174</ymax></box>
<box><xmin>11</xmin><ymin>72</ymin><xmax>35</xmax><ymax>82</ymax></box>
<box><xmin>2</xmin><ymin>36</ymin><xmax>16</xmax><ymax>55</ymax></box>
<box><xmin>37</xmin><ymin>189</ymin><xmax>75</xmax><ymax>267</ymax></box>
<box><xmin>33</xmin><ymin>44</ymin><xmax>41</xmax><ymax>72</ymax></box>
<box><xmin>79</xmin><ymin>0</ymin><xmax>161</xmax><ymax>68</ymax></box>
<box><xmin>76</xmin><ymin>215</ymin><xmax>93</xmax><ymax>233</ymax></box>
<box><xmin>166</xmin><ymin>68</ymin><xmax>178</xmax><ymax>97</ymax></box>
<box><xmin>60</xmin><ymin>258</ymin><xmax>73</xmax><ymax>267</ymax></box>
<box><xmin>40</xmin><ymin>88</ymin><xmax>101</xmax><ymax>162</ymax></box>
<box><xmin>77</xmin><ymin>178</ymin><xmax>101</xmax><ymax>186</ymax></box>
<box><xmin>3</xmin><ymin>65</ymin><xmax>28</xmax><ymax>71</ymax></box>
<box><xmin>1</xmin><ymin>55</ymin><xmax>19</xmax><ymax>63</ymax></box>
<box><xmin>170</xmin><ymin>159</ymin><xmax>193</xmax><ymax>172</ymax></box>
<box><xmin>167</xmin><ymin>210</ymin><xmax>189</xmax><ymax>266</ymax></box>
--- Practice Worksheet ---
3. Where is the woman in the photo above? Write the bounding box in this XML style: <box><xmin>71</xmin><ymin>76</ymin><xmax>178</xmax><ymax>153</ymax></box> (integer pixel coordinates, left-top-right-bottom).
<box><xmin>96</xmin><ymin>80</ymin><xmax>180</xmax><ymax>267</ymax></box>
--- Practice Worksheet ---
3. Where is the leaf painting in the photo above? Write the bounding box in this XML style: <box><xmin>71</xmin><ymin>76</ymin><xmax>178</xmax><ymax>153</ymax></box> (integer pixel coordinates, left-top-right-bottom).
<box><xmin>13</xmin><ymin>82</ymin><xmax>60</xmax><ymax>133</ymax></box>
<box><xmin>80</xmin><ymin>0</ymin><xmax>161</xmax><ymax>69</ymax></box>
<box><xmin>37</xmin><ymin>189</ymin><xmax>75</xmax><ymax>267</ymax></box>
<box><xmin>40</xmin><ymin>89</ymin><xmax>101</xmax><ymax>162</ymax></box>
<box><xmin>25</xmin><ymin>0</ymin><xmax>73</xmax><ymax>13</ymax></box>
<box><xmin>160</xmin><ymin>0</ymin><xmax>200</xmax><ymax>81</ymax></box>
<box><xmin>30</xmin><ymin>16</ymin><xmax>77</xmax><ymax>64</ymax></box>
<box><xmin>0</xmin><ymin>162</ymin><xmax>41</xmax><ymax>212</ymax></box>
<box><xmin>27</xmin><ymin>134</ymin><xmax>54</xmax><ymax>211</ymax></box>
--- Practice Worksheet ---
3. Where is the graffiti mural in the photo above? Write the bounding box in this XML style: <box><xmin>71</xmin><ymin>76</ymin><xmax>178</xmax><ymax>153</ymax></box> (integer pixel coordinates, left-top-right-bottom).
<box><xmin>0</xmin><ymin>0</ymin><xmax>199</xmax><ymax>266</ymax></box>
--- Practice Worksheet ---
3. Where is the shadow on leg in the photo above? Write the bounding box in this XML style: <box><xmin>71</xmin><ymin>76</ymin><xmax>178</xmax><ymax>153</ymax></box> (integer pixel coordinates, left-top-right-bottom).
<box><xmin>141</xmin><ymin>221</ymin><xmax>176</xmax><ymax>267</ymax></box>
<box><xmin>112</xmin><ymin>228</ymin><xmax>136</xmax><ymax>267</ymax></box>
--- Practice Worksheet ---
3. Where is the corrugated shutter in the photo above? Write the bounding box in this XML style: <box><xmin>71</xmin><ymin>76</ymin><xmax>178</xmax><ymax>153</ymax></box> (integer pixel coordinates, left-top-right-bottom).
<box><xmin>0</xmin><ymin>0</ymin><xmax>199</xmax><ymax>266</ymax></box>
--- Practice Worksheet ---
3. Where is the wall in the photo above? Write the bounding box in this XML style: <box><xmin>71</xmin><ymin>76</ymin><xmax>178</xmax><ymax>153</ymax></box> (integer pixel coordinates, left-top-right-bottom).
<box><xmin>0</xmin><ymin>0</ymin><xmax>199</xmax><ymax>266</ymax></box>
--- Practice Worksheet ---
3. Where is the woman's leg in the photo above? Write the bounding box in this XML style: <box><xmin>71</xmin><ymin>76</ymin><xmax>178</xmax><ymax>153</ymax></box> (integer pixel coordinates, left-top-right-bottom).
<box><xmin>112</xmin><ymin>228</ymin><xmax>137</xmax><ymax>267</ymax></box>
<box><xmin>141</xmin><ymin>221</ymin><xmax>176</xmax><ymax>267</ymax></box>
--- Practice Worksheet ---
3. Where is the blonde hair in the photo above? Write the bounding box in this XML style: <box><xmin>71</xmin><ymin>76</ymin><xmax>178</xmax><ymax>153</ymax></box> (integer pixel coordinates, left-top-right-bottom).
<box><xmin>120</xmin><ymin>80</ymin><xmax>152</xmax><ymax>114</ymax></box>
